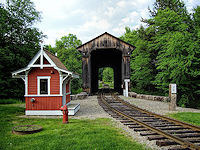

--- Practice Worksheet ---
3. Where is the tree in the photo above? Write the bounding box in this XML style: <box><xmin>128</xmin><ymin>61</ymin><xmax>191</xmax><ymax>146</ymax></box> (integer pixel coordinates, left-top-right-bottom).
<box><xmin>46</xmin><ymin>34</ymin><xmax>82</xmax><ymax>94</ymax></box>
<box><xmin>121</xmin><ymin>0</ymin><xmax>200</xmax><ymax>108</ymax></box>
<box><xmin>151</xmin><ymin>7</ymin><xmax>200</xmax><ymax>107</ymax></box>
<box><xmin>0</xmin><ymin>0</ymin><xmax>43</xmax><ymax>99</ymax></box>
<box><xmin>102</xmin><ymin>67</ymin><xmax>114</xmax><ymax>82</ymax></box>
<box><xmin>121</xmin><ymin>26</ymin><xmax>158</xmax><ymax>95</ymax></box>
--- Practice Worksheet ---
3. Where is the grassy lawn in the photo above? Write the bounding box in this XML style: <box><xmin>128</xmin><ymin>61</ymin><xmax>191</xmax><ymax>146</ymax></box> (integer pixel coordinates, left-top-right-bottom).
<box><xmin>0</xmin><ymin>104</ymin><xmax>148</xmax><ymax>150</ymax></box>
<box><xmin>168</xmin><ymin>112</ymin><xmax>200</xmax><ymax>126</ymax></box>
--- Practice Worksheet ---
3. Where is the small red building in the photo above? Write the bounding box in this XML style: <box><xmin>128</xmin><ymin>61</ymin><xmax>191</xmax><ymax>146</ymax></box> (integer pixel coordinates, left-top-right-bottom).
<box><xmin>12</xmin><ymin>48</ymin><xmax>79</xmax><ymax>115</ymax></box>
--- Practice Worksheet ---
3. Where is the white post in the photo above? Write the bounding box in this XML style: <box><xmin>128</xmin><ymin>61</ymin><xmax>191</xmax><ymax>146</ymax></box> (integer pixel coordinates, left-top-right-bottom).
<box><xmin>169</xmin><ymin>83</ymin><xmax>177</xmax><ymax>111</ymax></box>
<box><xmin>59</xmin><ymin>72</ymin><xmax>63</xmax><ymax>95</ymax></box>
<box><xmin>124</xmin><ymin>79</ymin><xmax>130</xmax><ymax>97</ymax></box>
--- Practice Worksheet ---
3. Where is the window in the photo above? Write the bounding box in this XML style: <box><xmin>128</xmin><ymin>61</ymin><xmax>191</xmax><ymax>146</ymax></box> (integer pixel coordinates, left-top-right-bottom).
<box><xmin>37</xmin><ymin>76</ymin><xmax>50</xmax><ymax>95</ymax></box>
<box><xmin>40</xmin><ymin>79</ymin><xmax>48</xmax><ymax>94</ymax></box>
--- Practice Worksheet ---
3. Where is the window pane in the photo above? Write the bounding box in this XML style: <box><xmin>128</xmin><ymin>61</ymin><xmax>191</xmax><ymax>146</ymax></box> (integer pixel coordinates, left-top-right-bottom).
<box><xmin>40</xmin><ymin>79</ymin><xmax>48</xmax><ymax>94</ymax></box>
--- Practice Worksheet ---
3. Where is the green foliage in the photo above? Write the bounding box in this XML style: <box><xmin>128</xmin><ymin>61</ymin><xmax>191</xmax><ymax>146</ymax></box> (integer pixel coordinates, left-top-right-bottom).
<box><xmin>121</xmin><ymin>0</ymin><xmax>200</xmax><ymax>108</ymax></box>
<box><xmin>0</xmin><ymin>0</ymin><xmax>43</xmax><ymax>98</ymax></box>
<box><xmin>0</xmin><ymin>104</ymin><xmax>148</xmax><ymax>150</ymax></box>
<box><xmin>46</xmin><ymin>34</ymin><xmax>82</xmax><ymax>94</ymax></box>
<box><xmin>152</xmin><ymin>8</ymin><xmax>200</xmax><ymax>107</ymax></box>
<box><xmin>0</xmin><ymin>99</ymin><xmax>22</xmax><ymax>104</ymax></box>
<box><xmin>102</xmin><ymin>67</ymin><xmax>114</xmax><ymax>82</ymax></box>
<box><xmin>121</xmin><ymin>26</ymin><xmax>158</xmax><ymax>95</ymax></box>
<box><xmin>98</xmin><ymin>67</ymin><xmax>114</xmax><ymax>89</ymax></box>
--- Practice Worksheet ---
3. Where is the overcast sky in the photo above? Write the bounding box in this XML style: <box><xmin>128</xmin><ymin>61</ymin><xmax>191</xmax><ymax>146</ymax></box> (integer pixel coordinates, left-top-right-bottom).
<box><xmin>2</xmin><ymin>0</ymin><xmax>199</xmax><ymax>46</ymax></box>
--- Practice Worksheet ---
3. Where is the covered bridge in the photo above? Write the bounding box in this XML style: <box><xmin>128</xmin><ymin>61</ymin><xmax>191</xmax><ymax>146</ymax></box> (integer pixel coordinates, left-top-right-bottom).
<box><xmin>77</xmin><ymin>32</ymin><xmax>135</xmax><ymax>95</ymax></box>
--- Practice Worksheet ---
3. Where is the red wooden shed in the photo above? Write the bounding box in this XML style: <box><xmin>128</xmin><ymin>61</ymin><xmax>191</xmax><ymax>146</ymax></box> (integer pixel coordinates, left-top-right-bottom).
<box><xmin>12</xmin><ymin>48</ymin><xmax>79</xmax><ymax>115</ymax></box>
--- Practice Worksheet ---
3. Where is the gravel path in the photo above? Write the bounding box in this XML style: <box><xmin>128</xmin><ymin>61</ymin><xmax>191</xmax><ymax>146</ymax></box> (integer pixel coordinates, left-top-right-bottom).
<box><xmin>120</xmin><ymin>96</ymin><xmax>200</xmax><ymax>115</ymax></box>
<box><xmin>70</xmin><ymin>96</ymin><xmax>111</xmax><ymax>119</ymax></box>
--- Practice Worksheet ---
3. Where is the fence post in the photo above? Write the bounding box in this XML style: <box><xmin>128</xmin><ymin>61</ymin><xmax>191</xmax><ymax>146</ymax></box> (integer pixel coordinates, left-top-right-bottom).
<box><xmin>169</xmin><ymin>84</ymin><xmax>177</xmax><ymax>111</ymax></box>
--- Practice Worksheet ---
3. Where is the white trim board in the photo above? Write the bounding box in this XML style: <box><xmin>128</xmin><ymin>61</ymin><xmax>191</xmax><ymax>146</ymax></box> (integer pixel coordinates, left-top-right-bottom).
<box><xmin>26</xmin><ymin>110</ymin><xmax>63</xmax><ymax>116</ymax></box>
<box><xmin>25</xmin><ymin>104</ymin><xmax>80</xmax><ymax>116</ymax></box>
<box><xmin>25</xmin><ymin>94</ymin><xmax>63</xmax><ymax>97</ymax></box>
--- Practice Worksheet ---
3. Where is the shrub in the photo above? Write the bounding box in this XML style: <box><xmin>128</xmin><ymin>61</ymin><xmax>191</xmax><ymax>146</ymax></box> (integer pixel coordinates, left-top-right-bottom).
<box><xmin>0</xmin><ymin>99</ymin><xmax>22</xmax><ymax>104</ymax></box>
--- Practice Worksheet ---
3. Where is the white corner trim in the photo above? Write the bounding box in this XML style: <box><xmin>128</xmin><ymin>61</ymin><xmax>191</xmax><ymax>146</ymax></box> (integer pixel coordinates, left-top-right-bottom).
<box><xmin>59</xmin><ymin>72</ymin><xmax>63</xmax><ymax>95</ymax></box>
<box><xmin>37</xmin><ymin>76</ymin><xmax>51</xmax><ymax>95</ymax></box>
<box><xmin>25</xmin><ymin>72</ymin><xmax>28</xmax><ymax>96</ymax></box>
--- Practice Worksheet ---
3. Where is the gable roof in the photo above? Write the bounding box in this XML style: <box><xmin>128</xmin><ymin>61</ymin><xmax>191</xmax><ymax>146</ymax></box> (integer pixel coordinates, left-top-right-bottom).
<box><xmin>77</xmin><ymin>32</ymin><xmax>135</xmax><ymax>51</ymax></box>
<box><xmin>12</xmin><ymin>49</ymin><xmax>78</xmax><ymax>78</ymax></box>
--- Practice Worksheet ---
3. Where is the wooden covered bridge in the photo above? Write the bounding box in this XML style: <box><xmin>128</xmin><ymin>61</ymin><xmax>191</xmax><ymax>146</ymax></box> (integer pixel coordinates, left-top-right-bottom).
<box><xmin>77</xmin><ymin>32</ymin><xmax>135</xmax><ymax>95</ymax></box>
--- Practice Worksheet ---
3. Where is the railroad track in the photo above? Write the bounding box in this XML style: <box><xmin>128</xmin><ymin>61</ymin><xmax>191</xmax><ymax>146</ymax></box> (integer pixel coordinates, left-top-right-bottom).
<box><xmin>98</xmin><ymin>93</ymin><xmax>200</xmax><ymax>150</ymax></box>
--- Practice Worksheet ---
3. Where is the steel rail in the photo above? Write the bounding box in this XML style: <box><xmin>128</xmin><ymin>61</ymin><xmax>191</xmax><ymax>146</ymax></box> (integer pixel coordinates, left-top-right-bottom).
<box><xmin>100</xmin><ymin>94</ymin><xmax>200</xmax><ymax>150</ymax></box>
<box><xmin>112</xmin><ymin>94</ymin><xmax>200</xmax><ymax>132</ymax></box>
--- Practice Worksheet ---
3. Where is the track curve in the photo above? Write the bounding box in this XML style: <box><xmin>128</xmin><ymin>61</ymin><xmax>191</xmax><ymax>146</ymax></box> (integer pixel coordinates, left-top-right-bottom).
<box><xmin>98</xmin><ymin>93</ymin><xmax>200</xmax><ymax>150</ymax></box>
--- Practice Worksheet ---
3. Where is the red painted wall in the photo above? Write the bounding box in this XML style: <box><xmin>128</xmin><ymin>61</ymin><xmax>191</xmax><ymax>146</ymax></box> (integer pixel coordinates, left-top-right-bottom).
<box><xmin>28</xmin><ymin>67</ymin><xmax>60</xmax><ymax>95</ymax></box>
<box><xmin>25</xmin><ymin>96</ymin><xmax>62</xmax><ymax>110</ymax></box>
<box><xmin>26</xmin><ymin>67</ymin><xmax>72</xmax><ymax>110</ymax></box>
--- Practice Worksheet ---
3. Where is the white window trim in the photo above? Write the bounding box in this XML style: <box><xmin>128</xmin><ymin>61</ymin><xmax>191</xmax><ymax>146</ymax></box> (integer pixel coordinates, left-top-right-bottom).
<box><xmin>37</xmin><ymin>76</ymin><xmax>51</xmax><ymax>95</ymax></box>
<box><xmin>24</xmin><ymin>94</ymin><xmax>62</xmax><ymax>97</ymax></box>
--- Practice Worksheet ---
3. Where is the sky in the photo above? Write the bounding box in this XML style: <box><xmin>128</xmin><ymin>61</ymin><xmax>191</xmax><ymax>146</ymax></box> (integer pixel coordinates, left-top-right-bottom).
<box><xmin>2</xmin><ymin>0</ymin><xmax>199</xmax><ymax>46</ymax></box>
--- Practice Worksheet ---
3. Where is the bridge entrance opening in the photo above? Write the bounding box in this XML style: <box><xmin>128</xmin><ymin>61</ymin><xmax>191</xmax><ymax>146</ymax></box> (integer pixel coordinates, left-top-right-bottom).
<box><xmin>91</xmin><ymin>49</ymin><xmax>122</xmax><ymax>94</ymax></box>
<box><xmin>98</xmin><ymin>67</ymin><xmax>114</xmax><ymax>90</ymax></box>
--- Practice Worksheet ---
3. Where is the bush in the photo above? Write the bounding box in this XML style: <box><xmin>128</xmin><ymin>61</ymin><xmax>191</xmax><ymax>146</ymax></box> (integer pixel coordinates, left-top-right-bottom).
<box><xmin>0</xmin><ymin>99</ymin><xmax>22</xmax><ymax>104</ymax></box>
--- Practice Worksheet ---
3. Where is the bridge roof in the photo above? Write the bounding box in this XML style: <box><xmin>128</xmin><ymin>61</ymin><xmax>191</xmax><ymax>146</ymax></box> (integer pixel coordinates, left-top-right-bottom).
<box><xmin>77</xmin><ymin>32</ymin><xmax>135</xmax><ymax>52</ymax></box>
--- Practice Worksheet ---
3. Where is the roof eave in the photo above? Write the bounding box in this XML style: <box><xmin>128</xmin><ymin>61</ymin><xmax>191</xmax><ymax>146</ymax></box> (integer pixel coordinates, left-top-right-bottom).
<box><xmin>55</xmin><ymin>67</ymin><xmax>79</xmax><ymax>79</ymax></box>
<box><xmin>76</xmin><ymin>32</ymin><xmax>135</xmax><ymax>50</ymax></box>
<box><xmin>12</xmin><ymin>67</ymin><xmax>30</xmax><ymax>77</ymax></box>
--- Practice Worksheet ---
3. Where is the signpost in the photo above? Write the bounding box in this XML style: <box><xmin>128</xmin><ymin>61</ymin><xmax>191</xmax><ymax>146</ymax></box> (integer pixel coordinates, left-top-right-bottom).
<box><xmin>169</xmin><ymin>84</ymin><xmax>177</xmax><ymax>111</ymax></box>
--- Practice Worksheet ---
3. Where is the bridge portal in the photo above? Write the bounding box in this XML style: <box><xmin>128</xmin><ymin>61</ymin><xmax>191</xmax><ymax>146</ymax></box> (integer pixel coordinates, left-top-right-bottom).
<box><xmin>77</xmin><ymin>32</ymin><xmax>135</xmax><ymax>95</ymax></box>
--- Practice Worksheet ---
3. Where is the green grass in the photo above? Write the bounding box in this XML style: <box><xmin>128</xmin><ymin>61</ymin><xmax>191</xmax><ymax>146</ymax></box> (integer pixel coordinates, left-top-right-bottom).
<box><xmin>168</xmin><ymin>112</ymin><xmax>200</xmax><ymax>126</ymax></box>
<box><xmin>0</xmin><ymin>104</ymin><xmax>148</xmax><ymax>150</ymax></box>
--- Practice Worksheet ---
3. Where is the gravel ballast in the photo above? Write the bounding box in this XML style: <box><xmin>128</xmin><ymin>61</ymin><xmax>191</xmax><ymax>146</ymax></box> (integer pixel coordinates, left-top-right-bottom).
<box><xmin>120</xmin><ymin>96</ymin><xmax>200</xmax><ymax>115</ymax></box>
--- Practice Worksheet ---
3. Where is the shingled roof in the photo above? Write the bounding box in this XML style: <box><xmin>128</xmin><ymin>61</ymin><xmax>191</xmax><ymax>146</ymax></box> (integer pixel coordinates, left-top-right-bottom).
<box><xmin>44</xmin><ymin>50</ymin><xmax>68</xmax><ymax>71</ymax></box>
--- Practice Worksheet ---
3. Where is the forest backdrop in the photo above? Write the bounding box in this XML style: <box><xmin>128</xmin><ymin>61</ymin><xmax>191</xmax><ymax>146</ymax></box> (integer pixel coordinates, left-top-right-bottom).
<box><xmin>0</xmin><ymin>0</ymin><xmax>199</xmax><ymax>108</ymax></box>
